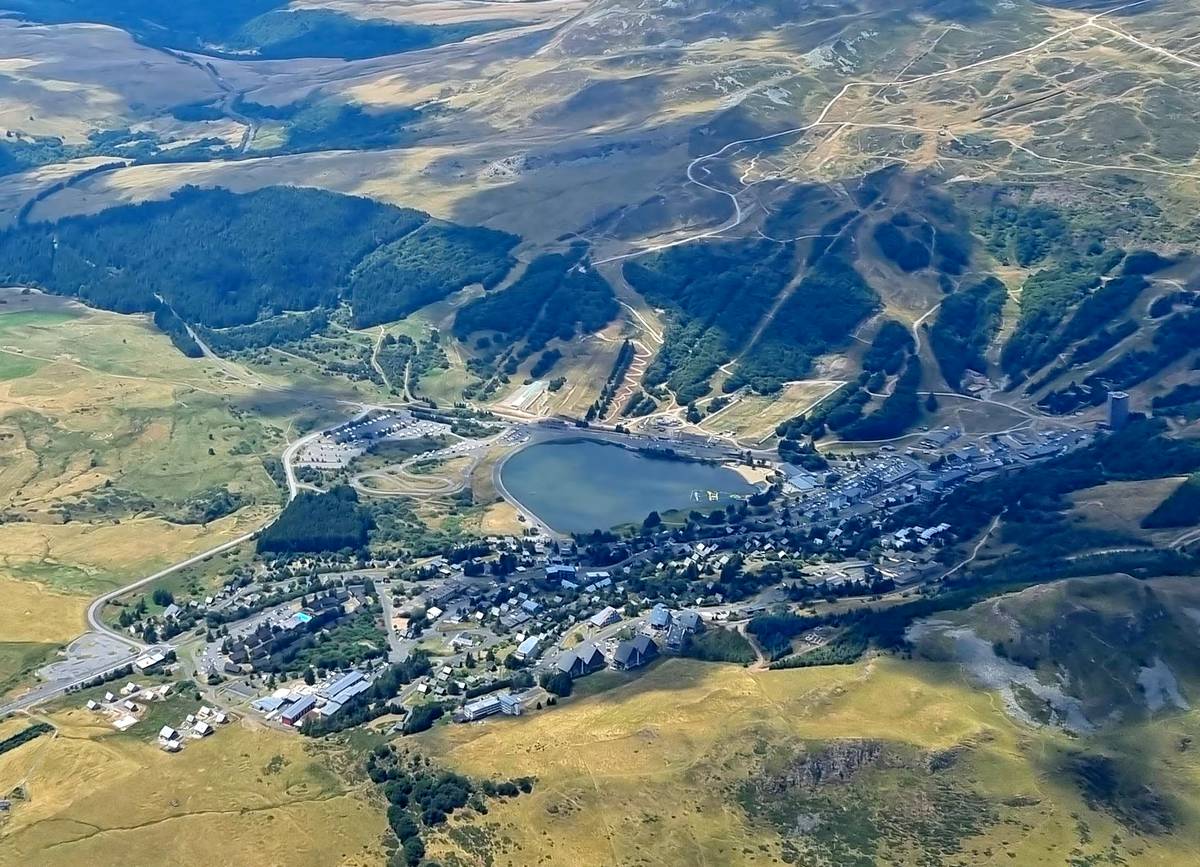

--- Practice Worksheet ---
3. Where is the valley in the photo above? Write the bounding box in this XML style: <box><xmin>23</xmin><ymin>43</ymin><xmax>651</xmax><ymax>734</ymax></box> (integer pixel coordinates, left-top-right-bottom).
<box><xmin>1</xmin><ymin>0</ymin><xmax>1199</xmax><ymax>865</ymax></box>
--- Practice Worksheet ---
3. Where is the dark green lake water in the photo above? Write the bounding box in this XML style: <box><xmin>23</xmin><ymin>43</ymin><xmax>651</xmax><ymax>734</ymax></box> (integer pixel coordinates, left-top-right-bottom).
<box><xmin>500</xmin><ymin>438</ymin><xmax>754</xmax><ymax>534</ymax></box>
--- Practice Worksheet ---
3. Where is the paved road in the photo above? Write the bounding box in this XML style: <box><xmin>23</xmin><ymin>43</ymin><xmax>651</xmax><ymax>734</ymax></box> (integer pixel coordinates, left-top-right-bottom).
<box><xmin>378</xmin><ymin>580</ymin><xmax>414</xmax><ymax>663</ymax></box>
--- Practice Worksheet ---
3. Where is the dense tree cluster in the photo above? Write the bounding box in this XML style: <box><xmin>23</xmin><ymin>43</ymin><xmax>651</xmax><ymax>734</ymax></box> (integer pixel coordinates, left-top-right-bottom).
<box><xmin>1068</xmin><ymin>320</ymin><xmax>1138</xmax><ymax>367</ymax></box>
<box><xmin>872</xmin><ymin>214</ymin><xmax>932</xmax><ymax>272</ymax></box>
<box><xmin>530</xmin><ymin>348</ymin><xmax>563</xmax><ymax>379</ymax></box>
<box><xmin>776</xmin><ymin>375</ymin><xmax>872</xmax><ymax>441</ymax></box>
<box><xmin>0</xmin><ymin>186</ymin><xmax>426</xmax><ymax>327</ymax></box>
<box><xmin>626</xmin><ymin>240</ymin><xmax>876</xmax><ymax>401</ymax></box>
<box><xmin>586</xmin><ymin>339</ymin><xmax>636</xmax><ymax>421</ymax></box>
<box><xmin>199</xmin><ymin>310</ymin><xmax>329</xmax><ymax>353</ymax></box>
<box><xmin>621</xmin><ymin>390</ymin><xmax>658</xmax><ymax>418</ymax></box>
<box><xmin>625</xmin><ymin>239</ymin><xmax>796</xmax><ymax>402</ymax></box>
<box><xmin>840</xmin><ymin>348</ymin><xmax>924</xmax><ymax>442</ymax></box>
<box><xmin>1149</xmin><ymin>290</ymin><xmax>1200</xmax><ymax>319</ymax></box>
<box><xmin>151</xmin><ymin>303</ymin><xmax>203</xmax><ymax>358</ymax></box>
<box><xmin>235</xmin><ymin>98</ymin><xmax>419</xmax><ymax>152</ymax></box>
<box><xmin>978</xmin><ymin>201</ymin><xmax>1073</xmax><ymax>267</ymax></box>
<box><xmin>0</xmin><ymin>722</ymin><xmax>53</xmax><ymax>757</ymax></box>
<box><xmin>257</xmin><ymin>485</ymin><xmax>374</xmax><ymax>554</ymax></box>
<box><xmin>1142</xmin><ymin>474</ymin><xmax>1200</xmax><ymax>529</ymax></box>
<box><xmin>862</xmin><ymin>320</ymin><xmax>914</xmax><ymax>376</ymax></box>
<box><xmin>366</xmin><ymin>744</ymin><xmax>532</xmax><ymax>867</ymax></box>
<box><xmin>728</xmin><ymin>256</ymin><xmax>878</xmax><ymax>394</ymax></box>
<box><xmin>929</xmin><ymin>276</ymin><xmax>1006</xmax><ymax>389</ymax></box>
<box><xmin>349</xmin><ymin>222</ymin><xmax>518</xmax><ymax>327</ymax></box>
<box><xmin>1001</xmin><ymin>254</ymin><xmax>1121</xmax><ymax>381</ymax></box>
<box><xmin>0</xmin><ymin>130</ymin><xmax>227</xmax><ymax>179</ymax></box>
<box><xmin>1121</xmin><ymin>249</ymin><xmax>1176</xmax><ymax>275</ymax></box>
<box><xmin>1095</xmin><ymin>309</ymin><xmax>1200</xmax><ymax>391</ymax></box>
<box><xmin>453</xmin><ymin>248</ymin><xmax>617</xmax><ymax>365</ymax></box>
<box><xmin>1153</xmin><ymin>383</ymin><xmax>1200</xmax><ymax>417</ymax></box>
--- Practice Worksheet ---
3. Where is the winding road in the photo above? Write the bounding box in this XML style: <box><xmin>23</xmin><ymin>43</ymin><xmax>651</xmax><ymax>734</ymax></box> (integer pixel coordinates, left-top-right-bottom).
<box><xmin>592</xmin><ymin>0</ymin><xmax>1155</xmax><ymax>267</ymax></box>
<box><xmin>1</xmin><ymin>411</ymin><xmax>357</xmax><ymax>716</ymax></box>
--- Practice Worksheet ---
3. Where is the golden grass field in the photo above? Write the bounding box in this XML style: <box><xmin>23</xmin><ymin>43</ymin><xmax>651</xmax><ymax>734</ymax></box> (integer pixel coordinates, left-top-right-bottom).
<box><xmin>419</xmin><ymin>655</ymin><xmax>1200</xmax><ymax>867</ymax></box>
<box><xmin>1070</xmin><ymin>477</ymin><xmax>1186</xmax><ymax>544</ymax></box>
<box><xmin>700</xmin><ymin>380</ymin><xmax>845</xmax><ymax>445</ymax></box>
<box><xmin>0</xmin><ymin>21</ymin><xmax>222</xmax><ymax>143</ymax></box>
<box><xmin>0</xmin><ymin>708</ymin><xmax>385</xmax><ymax>867</ymax></box>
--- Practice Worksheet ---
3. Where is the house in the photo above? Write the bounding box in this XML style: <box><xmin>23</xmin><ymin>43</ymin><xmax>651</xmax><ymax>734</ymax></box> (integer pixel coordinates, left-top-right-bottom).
<box><xmin>498</xmin><ymin>693</ymin><xmax>522</xmax><ymax>716</ymax></box>
<box><xmin>612</xmin><ymin>635</ymin><xmax>659</xmax><ymax>671</ymax></box>
<box><xmin>281</xmin><ymin>694</ymin><xmax>317</xmax><ymax>727</ymax></box>
<box><xmin>193</xmin><ymin>720</ymin><xmax>214</xmax><ymax>737</ymax></box>
<box><xmin>86</xmin><ymin>699</ymin><xmax>100</xmax><ymax>711</ymax></box>
<box><xmin>648</xmin><ymin>604</ymin><xmax>672</xmax><ymax>630</ymax></box>
<box><xmin>158</xmin><ymin>725</ymin><xmax>179</xmax><ymax>743</ymax></box>
<box><xmin>318</xmin><ymin>671</ymin><xmax>365</xmax><ymax>702</ymax></box>
<box><xmin>103</xmin><ymin>691</ymin><xmax>115</xmax><ymax>703</ymax></box>
<box><xmin>317</xmin><ymin>700</ymin><xmax>344</xmax><ymax>717</ymax></box>
<box><xmin>161</xmin><ymin>603</ymin><xmax>182</xmax><ymax>621</ymax></box>
<box><xmin>666</xmin><ymin>610</ymin><xmax>704</xmax><ymax>650</ymax></box>
<box><xmin>515</xmin><ymin>635</ymin><xmax>541</xmax><ymax>661</ymax></box>
<box><xmin>556</xmin><ymin>642</ymin><xmax>605</xmax><ymax>678</ymax></box>
<box><xmin>252</xmin><ymin>695</ymin><xmax>287</xmax><ymax>714</ymax></box>
<box><xmin>135</xmin><ymin>650</ymin><xmax>166</xmax><ymax>672</ymax></box>
<box><xmin>589</xmin><ymin>606</ymin><xmax>620</xmax><ymax>628</ymax></box>
<box><xmin>462</xmin><ymin>695</ymin><xmax>502</xmax><ymax>721</ymax></box>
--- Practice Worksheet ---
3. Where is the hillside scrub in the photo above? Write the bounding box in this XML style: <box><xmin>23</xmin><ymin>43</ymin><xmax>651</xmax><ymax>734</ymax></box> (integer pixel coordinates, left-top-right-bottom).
<box><xmin>681</xmin><ymin>627</ymin><xmax>756</xmax><ymax>664</ymax></box>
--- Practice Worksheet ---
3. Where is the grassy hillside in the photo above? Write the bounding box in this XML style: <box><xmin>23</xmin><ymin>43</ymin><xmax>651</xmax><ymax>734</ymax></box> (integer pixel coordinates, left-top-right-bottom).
<box><xmin>0</xmin><ymin>0</ymin><xmax>512</xmax><ymax>60</ymax></box>
<box><xmin>420</xmin><ymin>653</ymin><xmax>1200</xmax><ymax>866</ymax></box>
<box><xmin>0</xmin><ymin>704</ymin><xmax>384</xmax><ymax>866</ymax></box>
<box><xmin>913</xmin><ymin>575</ymin><xmax>1200</xmax><ymax>728</ymax></box>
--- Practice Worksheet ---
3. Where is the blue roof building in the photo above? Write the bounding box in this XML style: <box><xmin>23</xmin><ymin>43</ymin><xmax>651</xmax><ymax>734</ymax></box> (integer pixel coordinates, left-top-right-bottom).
<box><xmin>649</xmin><ymin>604</ymin><xmax>672</xmax><ymax>629</ymax></box>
